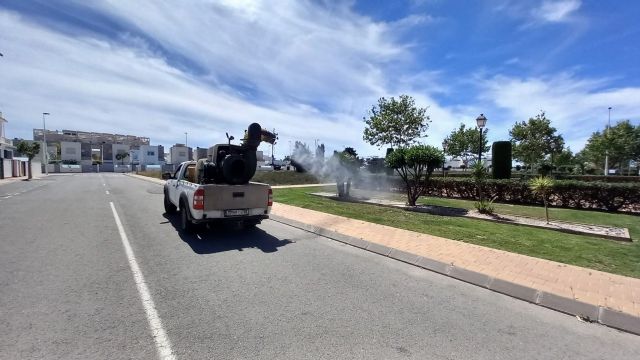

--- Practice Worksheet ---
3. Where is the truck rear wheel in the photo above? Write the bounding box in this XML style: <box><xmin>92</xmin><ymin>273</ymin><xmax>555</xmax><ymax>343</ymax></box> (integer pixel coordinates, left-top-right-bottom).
<box><xmin>164</xmin><ymin>192</ymin><xmax>177</xmax><ymax>214</ymax></box>
<box><xmin>180</xmin><ymin>201</ymin><xmax>195</xmax><ymax>233</ymax></box>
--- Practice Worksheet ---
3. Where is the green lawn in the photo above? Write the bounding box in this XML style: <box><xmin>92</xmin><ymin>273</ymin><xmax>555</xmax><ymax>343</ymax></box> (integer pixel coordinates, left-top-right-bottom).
<box><xmin>274</xmin><ymin>186</ymin><xmax>640</xmax><ymax>278</ymax></box>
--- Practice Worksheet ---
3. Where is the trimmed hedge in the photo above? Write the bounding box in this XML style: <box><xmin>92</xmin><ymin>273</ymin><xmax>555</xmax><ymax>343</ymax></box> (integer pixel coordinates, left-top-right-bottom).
<box><xmin>424</xmin><ymin>178</ymin><xmax>640</xmax><ymax>212</ymax></box>
<box><xmin>554</xmin><ymin>175</ymin><xmax>640</xmax><ymax>183</ymax></box>
<box><xmin>355</xmin><ymin>175</ymin><xmax>640</xmax><ymax>212</ymax></box>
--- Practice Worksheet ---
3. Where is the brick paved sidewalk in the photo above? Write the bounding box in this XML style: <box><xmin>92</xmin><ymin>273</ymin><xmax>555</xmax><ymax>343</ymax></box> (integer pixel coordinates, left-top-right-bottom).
<box><xmin>271</xmin><ymin>202</ymin><xmax>640</xmax><ymax>319</ymax></box>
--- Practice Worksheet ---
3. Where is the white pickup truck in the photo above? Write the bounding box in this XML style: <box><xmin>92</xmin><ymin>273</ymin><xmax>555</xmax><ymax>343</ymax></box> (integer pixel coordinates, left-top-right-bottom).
<box><xmin>163</xmin><ymin>160</ymin><xmax>272</xmax><ymax>232</ymax></box>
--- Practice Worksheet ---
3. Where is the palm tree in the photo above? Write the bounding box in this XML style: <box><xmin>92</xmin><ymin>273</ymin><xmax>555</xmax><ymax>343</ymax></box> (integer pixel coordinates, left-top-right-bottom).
<box><xmin>16</xmin><ymin>141</ymin><xmax>41</xmax><ymax>180</ymax></box>
<box><xmin>529</xmin><ymin>176</ymin><xmax>554</xmax><ymax>223</ymax></box>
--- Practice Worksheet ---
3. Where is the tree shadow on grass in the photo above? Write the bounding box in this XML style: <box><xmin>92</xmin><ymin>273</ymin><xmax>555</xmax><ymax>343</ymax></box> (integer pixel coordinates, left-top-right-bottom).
<box><xmin>162</xmin><ymin>213</ymin><xmax>293</xmax><ymax>254</ymax></box>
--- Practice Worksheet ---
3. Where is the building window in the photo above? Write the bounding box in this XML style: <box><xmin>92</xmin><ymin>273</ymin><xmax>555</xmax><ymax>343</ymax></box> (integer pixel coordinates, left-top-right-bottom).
<box><xmin>179</xmin><ymin>151</ymin><xmax>186</xmax><ymax>157</ymax></box>
<box><xmin>147</xmin><ymin>151</ymin><xmax>155</xmax><ymax>156</ymax></box>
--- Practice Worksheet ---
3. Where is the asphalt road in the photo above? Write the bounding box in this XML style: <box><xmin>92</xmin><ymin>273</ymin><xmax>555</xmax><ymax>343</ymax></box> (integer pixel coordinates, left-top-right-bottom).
<box><xmin>1</xmin><ymin>173</ymin><xmax>639</xmax><ymax>359</ymax></box>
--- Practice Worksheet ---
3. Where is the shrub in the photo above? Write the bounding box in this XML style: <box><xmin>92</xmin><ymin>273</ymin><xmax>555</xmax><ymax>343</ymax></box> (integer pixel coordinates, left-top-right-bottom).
<box><xmin>421</xmin><ymin>178</ymin><xmax>640</xmax><ymax>212</ymax></box>
<box><xmin>530</xmin><ymin>176</ymin><xmax>554</xmax><ymax>223</ymax></box>
<box><xmin>474</xmin><ymin>198</ymin><xmax>495</xmax><ymax>214</ymax></box>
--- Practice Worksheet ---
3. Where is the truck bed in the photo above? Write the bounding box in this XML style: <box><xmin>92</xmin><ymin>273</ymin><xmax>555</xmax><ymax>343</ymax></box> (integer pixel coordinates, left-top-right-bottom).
<box><xmin>201</xmin><ymin>181</ymin><xmax>270</xmax><ymax>211</ymax></box>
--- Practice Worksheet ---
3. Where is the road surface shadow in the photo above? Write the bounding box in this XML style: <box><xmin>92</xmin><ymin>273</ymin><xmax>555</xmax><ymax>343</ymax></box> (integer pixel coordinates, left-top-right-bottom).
<box><xmin>163</xmin><ymin>214</ymin><xmax>293</xmax><ymax>254</ymax></box>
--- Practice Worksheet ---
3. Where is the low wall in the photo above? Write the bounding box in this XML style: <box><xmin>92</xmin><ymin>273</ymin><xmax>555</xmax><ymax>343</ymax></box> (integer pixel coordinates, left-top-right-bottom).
<box><xmin>114</xmin><ymin>165</ymin><xmax>131</xmax><ymax>173</ymax></box>
<box><xmin>60</xmin><ymin>165</ymin><xmax>82</xmax><ymax>173</ymax></box>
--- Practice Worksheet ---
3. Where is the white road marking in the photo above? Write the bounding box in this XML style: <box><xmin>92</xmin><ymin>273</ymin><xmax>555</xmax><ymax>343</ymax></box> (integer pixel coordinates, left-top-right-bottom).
<box><xmin>109</xmin><ymin>202</ymin><xmax>176</xmax><ymax>360</ymax></box>
<box><xmin>105</xmin><ymin>190</ymin><xmax>110</xmax><ymax>195</ymax></box>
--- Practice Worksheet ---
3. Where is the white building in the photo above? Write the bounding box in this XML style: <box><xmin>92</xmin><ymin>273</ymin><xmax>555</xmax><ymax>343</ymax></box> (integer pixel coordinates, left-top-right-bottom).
<box><xmin>129</xmin><ymin>149</ymin><xmax>141</xmax><ymax>165</ymax></box>
<box><xmin>60</xmin><ymin>141</ymin><xmax>82</xmax><ymax>163</ymax></box>
<box><xmin>1</xmin><ymin>112</ymin><xmax>16</xmax><ymax>179</ymax></box>
<box><xmin>111</xmin><ymin>144</ymin><xmax>130</xmax><ymax>164</ymax></box>
<box><xmin>169</xmin><ymin>144</ymin><xmax>192</xmax><ymax>164</ymax></box>
<box><xmin>139</xmin><ymin>145</ymin><xmax>161</xmax><ymax>165</ymax></box>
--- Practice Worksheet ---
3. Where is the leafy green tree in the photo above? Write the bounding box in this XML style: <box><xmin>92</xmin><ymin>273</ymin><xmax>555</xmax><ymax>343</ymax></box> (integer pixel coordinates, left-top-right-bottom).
<box><xmin>582</xmin><ymin>120</ymin><xmax>639</xmax><ymax>174</ymax></box>
<box><xmin>16</xmin><ymin>141</ymin><xmax>41</xmax><ymax>180</ymax></box>
<box><xmin>385</xmin><ymin>145</ymin><xmax>444</xmax><ymax>206</ymax></box>
<box><xmin>554</xmin><ymin>147</ymin><xmax>574</xmax><ymax>166</ymax></box>
<box><xmin>443</xmin><ymin>123</ymin><xmax>490</xmax><ymax>170</ymax></box>
<box><xmin>530</xmin><ymin>177</ymin><xmax>554</xmax><ymax>223</ymax></box>
<box><xmin>509</xmin><ymin>112</ymin><xmax>564</xmax><ymax>170</ymax></box>
<box><xmin>363</xmin><ymin>95</ymin><xmax>430</xmax><ymax>148</ymax></box>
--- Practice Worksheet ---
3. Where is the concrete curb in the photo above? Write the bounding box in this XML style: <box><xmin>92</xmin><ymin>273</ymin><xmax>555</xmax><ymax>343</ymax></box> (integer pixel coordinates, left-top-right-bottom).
<box><xmin>269</xmin><ymin>214</ymin><xmax>640</xmax><ymax>336</ymax></box>
<box><xmin>124</xmin><ymin>173</ymin><xmax>164</xmax><ymax>186</ymax></box>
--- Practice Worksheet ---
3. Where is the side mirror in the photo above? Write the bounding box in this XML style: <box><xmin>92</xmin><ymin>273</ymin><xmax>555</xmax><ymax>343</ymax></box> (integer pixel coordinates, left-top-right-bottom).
<box><xmin>162</xmin><ymin>172</ymin><xmax>172</xmax><ymax>180</ymax></box>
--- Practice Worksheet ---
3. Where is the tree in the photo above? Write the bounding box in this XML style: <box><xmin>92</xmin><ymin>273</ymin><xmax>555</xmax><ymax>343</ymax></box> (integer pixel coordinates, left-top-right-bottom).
<box><xmin>554</xmin><ymin>147</ymin><xmax>574</xmax><ymax>166</ymax></box>
<box><xmin>16</xmin><ymin>141</ymin><xmax>41</xmax><ymax>180</ymax></box>
<box><xmin>363</xmin><ymin>95</ymin><xmax>430</xmax><ymax>148</ymax></box>
<box><xmin>385</xmin><ymin>145</ymin><xmax>444</xmax><ymax>206</ymax></box>
<box><xmin>443</xmin><ymin>123</ymin><xmax>490</xmax><ymax>170</ymax></box>
<box><xmin>582</xmin><ymin>120</ymin><xmax>639</xmax><ymax>174</ymax></box>
<box><xmin>330</xmin><ymin>147</ymin><xmax>360</xmax><ymax>198</ymax></box>
<box><xmin>509</xmin><ymin>112</ymin><xmax>564</xmax><ymax>170</ymax></box>
<box><xmin>530</xmin><ymin>177</ymin><xmax>554</xmax><ymax>224</ymax></box>
<box><xmin>115</xmin><ymin>152</ymin><xmax>130</xmax><ymax>165</ymax></box>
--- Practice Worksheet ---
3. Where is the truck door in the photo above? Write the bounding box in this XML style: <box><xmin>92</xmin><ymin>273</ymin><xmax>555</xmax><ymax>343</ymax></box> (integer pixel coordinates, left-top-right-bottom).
<box><xmin>169</xmin><ymin>163</ymin><xmax>183</xmax><ymax>205</ymax></box>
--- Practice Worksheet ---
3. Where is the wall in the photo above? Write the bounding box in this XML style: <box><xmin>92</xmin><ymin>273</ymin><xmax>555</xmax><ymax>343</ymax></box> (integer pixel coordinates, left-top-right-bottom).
<box><xmin>170</xmin><ymin>145</ymin><xmax>191</xmax><ymax>164</ymax></box>
<box><xmin>60</xmin><ymin>164</ymin><xmax>82</xmax><ymax>173</ymax></box>
<box><xmin>112</xmin><ymin>144</ymin><xmax>130</xmax><ymax>164</ymax></box>
<box><xmin>139</xmin><ymin>145</ymin><xmax>160</xmax><ymax>165</ymax></box>
<box><xmin>61</xmin><ymin>141</ymin><xmax>82</xmax><ymax>162</ymax></box>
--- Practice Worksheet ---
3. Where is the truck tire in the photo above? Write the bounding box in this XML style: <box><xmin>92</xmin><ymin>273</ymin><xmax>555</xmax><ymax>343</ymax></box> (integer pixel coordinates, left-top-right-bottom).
<box><xmin>164</xmin><ymin>191</ymin><xmax>177</xmax><ymax>214</ymax></box>
<box><xmin>179</xmin><ymin>200</ymin><xmax>195</xmax><ymax>233</ymax></box>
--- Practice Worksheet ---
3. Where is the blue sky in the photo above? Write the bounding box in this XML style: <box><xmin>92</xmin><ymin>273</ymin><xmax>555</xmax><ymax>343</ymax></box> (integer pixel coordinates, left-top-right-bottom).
<box><xmin>1</xmin><ymin>0</ymin><xmax>639</xmax><ymax>158</ymax></box>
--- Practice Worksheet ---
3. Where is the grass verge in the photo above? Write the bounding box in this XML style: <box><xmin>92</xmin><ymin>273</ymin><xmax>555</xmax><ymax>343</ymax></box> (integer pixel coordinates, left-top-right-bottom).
<box><xmin>274</xmin><ymin>186</ymin><xmax>640</xmax><ymax>278</ymax></box>
<box><xmin>136</xmin><ymin>171</ymin><xmax>161</xmax><ymax>179</ymax></box>
<box><xmin>252</xmin><ymin>171</ymin><xmax>326</xmax><ymax>185</ymax></box>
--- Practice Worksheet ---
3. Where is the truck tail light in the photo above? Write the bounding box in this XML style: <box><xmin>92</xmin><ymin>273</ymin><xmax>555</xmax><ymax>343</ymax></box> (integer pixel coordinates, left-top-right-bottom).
<box><xmin>193</xmin><ymin>188</ymin><xmax>205</xmax><ymax>210</ymax></box>
<box><xmin>267</xmin><ymin>188</ymin><xmax>273</xmax><ymax>207</ymax></box>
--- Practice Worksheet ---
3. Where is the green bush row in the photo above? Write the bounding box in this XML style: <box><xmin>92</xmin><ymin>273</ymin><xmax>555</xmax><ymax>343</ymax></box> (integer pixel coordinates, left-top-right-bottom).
<box><xmin>424</xmin><ymin>178</ymin><xmax>640</xmax><ymax>211</ymax></box>
<box><xmin>356</xmin><ymin>175</ymin><xmax>640</xmax><ymax>212</ymax></box>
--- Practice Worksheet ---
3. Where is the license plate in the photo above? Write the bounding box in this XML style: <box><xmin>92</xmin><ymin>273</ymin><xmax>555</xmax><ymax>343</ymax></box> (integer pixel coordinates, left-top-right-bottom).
<box><xmin>224</xmin><ymin>209</ymin><xmax>249</xmax><ymax>217</ymax></box>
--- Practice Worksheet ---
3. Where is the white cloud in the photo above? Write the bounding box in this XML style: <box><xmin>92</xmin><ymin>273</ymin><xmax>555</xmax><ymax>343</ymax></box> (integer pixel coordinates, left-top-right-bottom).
<box><xmin>479</xmin><ymin>72</ymin><xmax>640</xmax><ymax>151</ymax></box>
<box><xmin>0</xmin><ymin>4</ymin><xmax>409</xmax><ymax>158</ymax></box>
<box><xmin>536</xmin><ymin>0</ymin><xmax>581</xmax><ymax>23</ymax></box>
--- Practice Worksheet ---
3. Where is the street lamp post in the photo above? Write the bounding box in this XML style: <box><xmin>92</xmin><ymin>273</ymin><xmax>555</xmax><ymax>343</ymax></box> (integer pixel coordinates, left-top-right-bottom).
<box><xmin>185</xmin><ymin>132</ymin><xmax>188</xmax><ymax>148</ymax></box>
<box><xmin>476</xmin><ymin>114</ymin><xmax>487</xmax><ymax>165</ymax></box>
<box><xmin>100</xmin><ymin>141</ymin><xmax>105</xmax><ymax>173</ymax></box>
<box><xmin>442</xmin><ymin>140</ymin><xmax>448</xmax><ymax>177</ymax></box>
<box><xmin>604</xmin><ymin>107</ymin><xmax>612</xmax><ymax>176</ymax></box>
<box><xmin>42</xmin><ymin>112</ymin><xmax>50</xmax><ymax>175</ymax></box>
<box><xmin>271</xmin><ymin>128</ymin><xmax>278</xmax><ymax>167</ymax></box>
